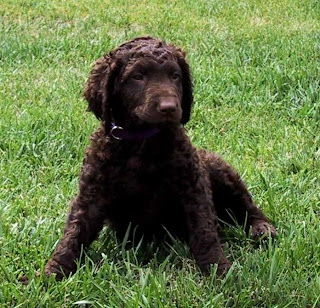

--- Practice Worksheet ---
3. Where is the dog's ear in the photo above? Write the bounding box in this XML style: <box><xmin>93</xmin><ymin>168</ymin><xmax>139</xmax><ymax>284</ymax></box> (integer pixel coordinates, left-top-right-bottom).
<box><xmin>177</xmin><ymin>55</ymin><xmax>193</xmax><ymax>124</ymax></box>
<box><xmin>83</xmin><ymin>55</ymin><xmax>122</xmax><ymax>132</ymax></box>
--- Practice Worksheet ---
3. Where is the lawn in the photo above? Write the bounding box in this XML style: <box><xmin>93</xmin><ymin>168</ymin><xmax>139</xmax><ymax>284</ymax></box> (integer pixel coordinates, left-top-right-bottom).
<box><xmin>0</xmin><ymin>0</ymin><xmax>319</xmax><ymax>307</ymax></box>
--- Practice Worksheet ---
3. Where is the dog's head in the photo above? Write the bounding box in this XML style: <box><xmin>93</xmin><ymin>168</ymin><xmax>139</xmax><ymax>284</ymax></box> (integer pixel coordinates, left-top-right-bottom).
<box><xmin>84</xmin><ymin>37</ymin><xmax>193</xmax><ymax>134</ymax></box>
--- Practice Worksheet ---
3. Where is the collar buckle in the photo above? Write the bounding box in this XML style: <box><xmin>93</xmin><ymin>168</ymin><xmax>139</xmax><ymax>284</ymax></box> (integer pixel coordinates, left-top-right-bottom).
<box><xmin>110</xmin><ymin>125</ymin><xmax>124</xmax><ymax>140</ymax></box>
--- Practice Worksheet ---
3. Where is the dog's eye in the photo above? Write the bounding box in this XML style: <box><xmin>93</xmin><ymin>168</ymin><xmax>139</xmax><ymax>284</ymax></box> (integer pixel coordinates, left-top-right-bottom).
<box><xmin>132</xmin><ymin>74</ymin><xmax>144</xmax><ymax>81</ymax></box>
<box><xmin>172</xmin><ymin>72</ymin><xmax>181</xmax><ymax>80</ymax></box>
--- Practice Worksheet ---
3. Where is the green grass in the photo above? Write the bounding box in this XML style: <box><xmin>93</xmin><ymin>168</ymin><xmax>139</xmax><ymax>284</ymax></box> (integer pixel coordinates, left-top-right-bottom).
<box><xmin>1</xmin><ymin>0</ymin><xmax>320</xmax><ymax>306</ymax></box>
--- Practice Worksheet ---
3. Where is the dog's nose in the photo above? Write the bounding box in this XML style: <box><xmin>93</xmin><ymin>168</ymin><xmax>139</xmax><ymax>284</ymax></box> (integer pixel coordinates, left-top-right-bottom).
<box><xmin>158</xmin><ymin>99</ymin><xmax>177</xmax><ymax>113</ymax></box>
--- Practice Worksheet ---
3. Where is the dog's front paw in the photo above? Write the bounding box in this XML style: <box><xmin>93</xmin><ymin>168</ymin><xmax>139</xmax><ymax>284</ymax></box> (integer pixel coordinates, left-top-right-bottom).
<box><xmin>45</xmin><ymin>259</ymin><xmax>72</xmax><ymax>281</ymax></box>
<box><xmin>216</xmin><ymin>259</ymin><xmax>232</xmax><ymax>276</ymax></box>
<box><xmin>198</xmin><ymin>257</ymin><xmax>232</xmax><ymax>276</ymax></box>
<box><xmin>252</xmin><ymin>221</ymin><xmax>277</xmax><ymax>241</ymax></box>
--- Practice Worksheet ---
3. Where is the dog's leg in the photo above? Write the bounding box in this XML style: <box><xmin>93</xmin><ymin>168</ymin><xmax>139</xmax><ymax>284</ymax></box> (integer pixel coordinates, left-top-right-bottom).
<box><xmin>45</xmin><ymin>194</ymin><xmax>107</xmax><ymax>280</ymax></box>
<box><xmin>208</xmin><ymin>157</ymin><xmax>276</xmax><ymax>240</ymax></box>
<box><xmin>183</xmin><ymin>181</ymin><xmax>231</xmax><ymax>275</ymax></box>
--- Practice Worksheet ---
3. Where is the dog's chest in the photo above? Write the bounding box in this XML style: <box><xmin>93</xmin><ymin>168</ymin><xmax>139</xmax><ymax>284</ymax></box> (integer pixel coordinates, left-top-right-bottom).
<box><xmin>106</xmin><ymin>155</ymin><xmax>183</xmax><ymax>224</ymax></box>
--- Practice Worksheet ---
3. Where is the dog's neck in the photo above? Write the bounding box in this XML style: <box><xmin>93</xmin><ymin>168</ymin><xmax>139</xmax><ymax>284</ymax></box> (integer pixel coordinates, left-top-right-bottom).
<box><xmin>107</xmin><ymin>123</ymin><xmax>189</xmax><ymax>159</ymax></box>
<box><xmin>108</xmin><ymin>121</ymin><xmax>184</xmax><ymax>141</ymax></box>
<box><xmin>109</xmin><ymin>122</ymin><xmax>161</xmax><ymax>141</ymax></box>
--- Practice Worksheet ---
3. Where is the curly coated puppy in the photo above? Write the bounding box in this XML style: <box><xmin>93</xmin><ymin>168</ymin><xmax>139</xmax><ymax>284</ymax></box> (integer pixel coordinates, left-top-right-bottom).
<box><xmin>45</xmin><ymin>37</ymin><xmax>276</xmax><ymax>280</ymax></box>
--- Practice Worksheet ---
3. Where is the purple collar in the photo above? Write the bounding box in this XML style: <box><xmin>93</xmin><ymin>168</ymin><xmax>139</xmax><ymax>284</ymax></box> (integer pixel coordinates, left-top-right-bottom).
<box><xmin>110</xmin><ymin>123</ymin><xmax>160</xmax><ymax>140</ymax></box>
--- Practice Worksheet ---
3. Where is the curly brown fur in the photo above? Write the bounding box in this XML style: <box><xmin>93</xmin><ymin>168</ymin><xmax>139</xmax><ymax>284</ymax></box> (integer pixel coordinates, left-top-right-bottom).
<box><xmin>45</xmin><ymin>36</ymin><xmax>276</xmax><ymax>280</ymax></box>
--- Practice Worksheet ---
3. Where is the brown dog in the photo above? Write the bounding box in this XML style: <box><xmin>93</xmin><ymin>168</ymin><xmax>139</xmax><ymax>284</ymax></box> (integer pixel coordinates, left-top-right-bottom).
<box><xmin>45</xmin><ymin>37</ymin><xmax>276</xmax><ymax>280</ymax></box>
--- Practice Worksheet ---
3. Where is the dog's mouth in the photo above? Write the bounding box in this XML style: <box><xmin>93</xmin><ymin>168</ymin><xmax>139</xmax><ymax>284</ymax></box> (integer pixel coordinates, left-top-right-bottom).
<box><xmin>134</xmin><ymin>109</ymin><xmax>182</xmax><ymax>125</ymax></box>
<box><xmin>133</xmin><ymin>100</ymin><xmax>182</xmax><ymax>125</ymax></box>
